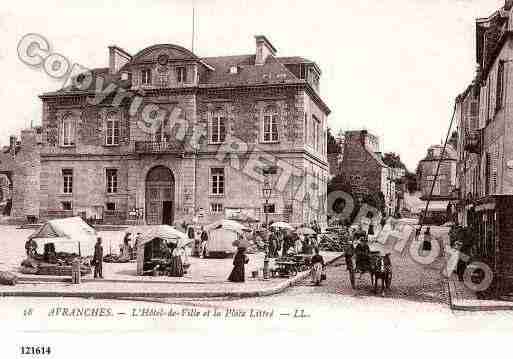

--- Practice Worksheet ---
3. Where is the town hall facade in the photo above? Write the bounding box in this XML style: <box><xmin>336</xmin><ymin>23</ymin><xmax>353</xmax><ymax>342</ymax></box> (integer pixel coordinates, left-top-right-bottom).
<box><xmin>1</xmin><ymin>35</ymin><xmax>331</xmax><ymax>226</ymax></box>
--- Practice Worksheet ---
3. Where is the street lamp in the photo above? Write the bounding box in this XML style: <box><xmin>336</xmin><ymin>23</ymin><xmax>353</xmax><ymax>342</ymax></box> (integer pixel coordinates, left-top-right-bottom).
<box><xmin>262</xmin><ymin>176</ymin><xmax>272</xmax><ymax>228</ymax></box>
<box><xmin>262</xmin><ymin>175</ymin><xmax>272</xmax><ymax>280</ymax></box>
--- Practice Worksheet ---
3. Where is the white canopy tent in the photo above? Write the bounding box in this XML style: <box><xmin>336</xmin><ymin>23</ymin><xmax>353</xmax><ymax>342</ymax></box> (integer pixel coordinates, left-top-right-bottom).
<box><xmin>28</xmin><ymin>217</ymin><xmax>97</xmax><ymax>257</ymax></box>
<box><xmin>133</xmin><ymin>225</ymin><xmax>193</xmax><ymax>275</ymax></box>
<box><xmin>204</xmin><ymin>219</ymin><xmax>250</xmax><ymax>234</ymax></box>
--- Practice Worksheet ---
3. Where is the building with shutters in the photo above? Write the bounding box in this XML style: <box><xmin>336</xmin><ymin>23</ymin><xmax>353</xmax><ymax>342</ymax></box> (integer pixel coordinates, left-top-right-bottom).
<box><xmin>452</xmin><ymin>1</ymin><xmax>513</xmax><ymax>296</ymax></box>
<box><xmin>1</xmin><ymin>35</ymin><xmax>331</xmax><ymax>226</ymax></box>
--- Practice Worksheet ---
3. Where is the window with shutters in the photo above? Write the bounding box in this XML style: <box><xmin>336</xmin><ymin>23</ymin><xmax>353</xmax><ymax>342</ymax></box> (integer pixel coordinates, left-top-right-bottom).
<box><xmin>496</xmin><ymin>61</ymin><xmax>505</xmax><ymax>111</ymax></box>
<box><xmin>485</xmin><ymin>152</ymin><xmax>491</xmax><ymax>195</ymax></box>
<box><xmin>486</xmin><ymin>79</ymin><xmax>492</xmax><ymax>125</ymax></box>
<box><xmin>210</xmin><ymin>112</ymin><xmax>226</xmax><ymax>144</ymax></box>
<box><xmin>491</xmin><ymin>143</ymin><xmax>500</xmax><ymax>194</ymax></box>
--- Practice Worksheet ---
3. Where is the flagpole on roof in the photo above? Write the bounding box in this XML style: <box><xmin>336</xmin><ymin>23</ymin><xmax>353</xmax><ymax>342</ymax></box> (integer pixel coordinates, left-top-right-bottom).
<box><xmin>191</xmin><ymin>1</ymin><xmax>196</xmax><ymax>53</ymax></box>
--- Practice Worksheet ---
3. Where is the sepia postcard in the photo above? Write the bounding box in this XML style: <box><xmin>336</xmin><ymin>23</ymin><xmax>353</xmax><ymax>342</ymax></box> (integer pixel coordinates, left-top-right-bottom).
<box><xmin>2</xmin><ymin>0</ymin><xmax>513</xmax><ymax>357</ymax></box>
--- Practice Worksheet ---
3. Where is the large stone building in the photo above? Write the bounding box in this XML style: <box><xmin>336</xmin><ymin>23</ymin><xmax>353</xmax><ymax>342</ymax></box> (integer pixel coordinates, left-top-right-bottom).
<box><xmin>2</xmin><ymin>35</ymin><xmax>331</xmax><ymax>226</ymax></box>
<box><xmin>340</xmin><ymin>130</ymin><xmax>397</xmax><ymax>215</ymax></box>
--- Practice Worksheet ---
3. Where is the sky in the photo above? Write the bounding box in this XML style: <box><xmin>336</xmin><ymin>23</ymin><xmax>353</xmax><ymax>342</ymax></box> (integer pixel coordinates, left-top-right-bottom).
<box><xmin>0</xmin><ymin>0</ymin><xmax>506</xmax><ymax>171</ymax></box>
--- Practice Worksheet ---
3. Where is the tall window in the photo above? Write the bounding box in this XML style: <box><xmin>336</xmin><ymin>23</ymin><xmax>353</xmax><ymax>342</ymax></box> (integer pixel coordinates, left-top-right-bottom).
<box><xmin>141</xmin><ymin>68</ymin><xmax>151</xmax><ymax>85</ymax></box>
<box><xmin>263</xmin><ymin>107</ymin><xmax>279</xmax><ymax>142</ymax></box>
<box><xmin>61</xmin><ymin>115</ymin><xmax>75</xmax><ymax>146</ymax></box>
<box><xmin>62</xmin><ymin>169</ymin><xmax>73</xmax><ymax>194</ymax></box>
<box><xmin>210</xmin><ymin>112</ymin><xmax>226</xmax><ymax>143</ymax></box>
<box><xmin>106</xmin><ymin>112</ymin><xmax>120</xmax><ymax>145</ymax></box>
<box><xmin>304</xmin><ymin>113</ymin><xmax>308</xmax><ymax>143</ymax></box>
<box><xmin>176</xmin><ymin>66</ymin><xmax>187</xmax><ymax>83</ymax></box>
<box><xmin>211</xmin><ymin>168</ymin><xmax>225</xmax><ymax>195</ymax></box>
<box><xmin>496</xmin><ymin>60</ymin><xmax>505</xmax><ymax>111</ymax></box>
<box><xmin>106</xmin><ymin>169</ymin><xmax>118</xmax><ymax>194</ymax></box>
<box><xmin>312</xmin><ymin>115</ymin><xmax>320</xmax><ymax>150</ymax></box>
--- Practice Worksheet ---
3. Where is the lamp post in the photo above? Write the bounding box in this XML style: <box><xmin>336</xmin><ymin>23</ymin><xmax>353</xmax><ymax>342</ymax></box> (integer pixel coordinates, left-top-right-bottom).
<box><xmin>262</xmin><ymin>177</ymin><xmax>272</xmax><ymax>228</ymax></box>
<box><xmin>262</xmin><ymin>176</ymin><xmax>272</xmax><ymax>280</ymax></box>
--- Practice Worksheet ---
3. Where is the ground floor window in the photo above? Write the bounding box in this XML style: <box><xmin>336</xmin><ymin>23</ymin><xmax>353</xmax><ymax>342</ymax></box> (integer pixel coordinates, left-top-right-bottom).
<box><xmin>210</xmin><ymin>168</ymin><xmax>225</xmax><ymax>195</ymax></box>
<box><xmin>210</xmin><ymin>203</ymin><xmax>223</xmax><ymax>213</ymax></box>
<box><xmin>62</xmin><ymin>169</ymin><xmax>73</xmax><ymax>194</ymax></box>
<box><xmin>106</xmin><ymin>169</ymin><xmax>118</xmax><ymax>193</ymax></box>
<box><xmin>61</xmin><ymin>201</ymin><xmax>72</xmax><ymax>211</ymax></box>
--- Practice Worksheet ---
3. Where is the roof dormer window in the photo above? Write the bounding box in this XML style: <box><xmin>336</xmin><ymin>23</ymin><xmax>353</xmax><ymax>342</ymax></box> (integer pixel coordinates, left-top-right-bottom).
<box><xmin>230</xmin><ymin>66</ymin><xmax>238</xmax><ymax>74</ymax></box>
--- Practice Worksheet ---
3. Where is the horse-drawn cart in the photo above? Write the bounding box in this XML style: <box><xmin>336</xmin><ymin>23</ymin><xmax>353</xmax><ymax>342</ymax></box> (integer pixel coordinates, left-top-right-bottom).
<box><xmin>348</xmin><ymin>250</ymin><xmax>392</xmax><ymax>295</ymax></box>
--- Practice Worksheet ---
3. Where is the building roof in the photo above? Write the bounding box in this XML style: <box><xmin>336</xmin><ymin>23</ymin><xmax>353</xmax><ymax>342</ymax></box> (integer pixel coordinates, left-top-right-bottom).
<box><xmin>39</xmin><ymin>42</ymin><xmax>330</xmax><ymax>114</ymax></box>
<box><xmin>421</xmin><ymin>144</ymin><xmax>457</xmax><ymax>161</ymax></box>
<box><xmin>200</xmin><ymin>54</ymin><xmax>301</xmax><ymax>87</ymax></box>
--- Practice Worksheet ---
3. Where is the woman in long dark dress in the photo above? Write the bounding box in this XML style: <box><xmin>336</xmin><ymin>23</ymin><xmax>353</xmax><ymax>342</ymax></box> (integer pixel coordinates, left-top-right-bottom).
<box><xmin>168</xmin><ymin>243</ymin><xmax>184</xmax><ymax>277</ymax></box>
<box><xmin>228</xmin><ymin>247</ymin><xmax>249</xmax><ymax>282</ymax></box>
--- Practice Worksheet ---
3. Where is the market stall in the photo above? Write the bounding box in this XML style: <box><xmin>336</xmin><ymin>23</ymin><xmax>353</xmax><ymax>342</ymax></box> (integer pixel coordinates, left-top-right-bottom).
<box><xmin>204</xmin><ymin>220</ymin><xmax>250</xmax><ymax>258</ymax></box>
<box><xmin>135</xmin><ymin>225</ymin><xmax>193</xmax><ymax>276</ymax></box>
<box><xmin>21</xmin><ymin>217</ymin><xmax>96</xmax><ymax>276</ymax></box>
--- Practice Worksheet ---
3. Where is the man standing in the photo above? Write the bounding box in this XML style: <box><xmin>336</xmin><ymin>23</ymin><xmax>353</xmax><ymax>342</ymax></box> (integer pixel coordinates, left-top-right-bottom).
<box><xmin>93</xmin><ymin>237</ymin><xmax>104</xmax><ymax>279</ymax></box>
<box><xmin>25</xmin><ymin>238</ymin><xmax>37</xmax><ymax>258</ymax></box>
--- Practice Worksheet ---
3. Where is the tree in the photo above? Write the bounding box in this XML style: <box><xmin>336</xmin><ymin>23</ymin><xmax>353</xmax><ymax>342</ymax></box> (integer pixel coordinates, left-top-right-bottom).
<box><xmin>405</xmin><ymin>171</ymin><xmax>418</xmax><ymax>193</ymax></box>
<box><xmin>382</xmin><ymin>152</ymin><xmax>406</xmax><ymax>169</ymax></box>
<box><xmin>327</xmin><ymin>127</ymin><xmax>341</xmax><ymax>154</ymax></box>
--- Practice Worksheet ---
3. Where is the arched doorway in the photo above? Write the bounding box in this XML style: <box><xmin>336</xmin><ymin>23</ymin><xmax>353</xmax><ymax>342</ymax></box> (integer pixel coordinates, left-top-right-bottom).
<box><xmin>145</xmin><ymin>166</ymin><xmax>175</xmax><ymax>225</ymax></box>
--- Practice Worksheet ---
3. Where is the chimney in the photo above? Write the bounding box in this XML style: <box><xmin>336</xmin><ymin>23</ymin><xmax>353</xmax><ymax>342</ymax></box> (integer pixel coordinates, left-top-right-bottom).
<box><xmin>255</xmin><ymin>35</ymin><xmax>277</xmax><ymax>66</ymax></box>
<box><xmin>108</xmin><ymin>46</ymin><xmax>132</xmax><ymax>74</ymax></box>
<box><xmin>9</xmin><ymin>135</ymin><xmax>16</xmax><ymax>159</ymax></box>
<box><xmin>360</xmin><ymin>130</ymin><xmax>368</xmax><ymax>147</ymax></box>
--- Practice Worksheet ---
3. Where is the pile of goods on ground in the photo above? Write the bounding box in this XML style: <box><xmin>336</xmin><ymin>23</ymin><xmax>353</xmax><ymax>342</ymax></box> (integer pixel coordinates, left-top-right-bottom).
<box><xmin>20</xmin><ymin>254</ymin><xmax>91</xmax><ymax>276</ymax></box>
<box><xmin>103</xmin><ymin>254</ymin><xmax>130</xmax><ymax>263</ymax></box>
<box><xmin>318</xmin><ymin>227</ymin><xmax>351</xmax><ymax>252</ymax></box>
<box><xmin>0</xmin><ymin>271</ymin><xmax>18</xmax><ymax>285</ymax></box>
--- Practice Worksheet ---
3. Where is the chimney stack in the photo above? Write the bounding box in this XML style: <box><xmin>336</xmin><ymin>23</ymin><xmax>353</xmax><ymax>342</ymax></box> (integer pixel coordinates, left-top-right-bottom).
<box><xmin>108</xmin><ymin>46</ymin><xmax>132</xmax><ymax>74</ymax></box>
<box><xmin>9</xmin><ymin>135</ymin><xmax>16</xmax><ymax>159</ymax></box>
<box><xmin>255</xmin><ymin>35</ymin><xmax>277</xmax><ymax>66</ymax></box>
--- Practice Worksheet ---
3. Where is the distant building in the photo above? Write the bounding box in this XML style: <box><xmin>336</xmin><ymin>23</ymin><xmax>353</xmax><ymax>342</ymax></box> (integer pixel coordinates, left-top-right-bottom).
<box><xmin>327</xmin><ymin>133</ymin><xmax>344</xmax><ymax>178</ymax></box>
<box><xmin>340</xmin><ymin>130</ymin><xmax>396</xmax><ymax>215</ymax></box>
<box><xmin>418</xmin><ymin>144</ymin><xmax>457</xmax><ymax>201</ymax></box>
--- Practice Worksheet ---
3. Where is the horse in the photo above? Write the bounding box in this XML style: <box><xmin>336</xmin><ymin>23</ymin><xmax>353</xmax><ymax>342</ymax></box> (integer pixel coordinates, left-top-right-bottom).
<box><xmin>370</xmin><ymin>254</ymin><xmax>392</xmax><ymax>296</ymax></box>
